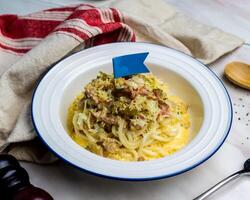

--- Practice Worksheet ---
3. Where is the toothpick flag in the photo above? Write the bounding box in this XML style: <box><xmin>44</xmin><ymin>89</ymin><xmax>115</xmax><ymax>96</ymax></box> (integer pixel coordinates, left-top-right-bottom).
<box><xmin>112</xmin><ymin>52</ymin><xmax>150</xmax><ymax>78</ymax></box>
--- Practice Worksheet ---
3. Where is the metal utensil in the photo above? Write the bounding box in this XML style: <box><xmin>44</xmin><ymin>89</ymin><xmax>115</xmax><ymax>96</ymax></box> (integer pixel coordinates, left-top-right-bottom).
<box><xmin>193</xmin><ymin>158</ymin><xmax>250</xmax><ymax>200</ymax></box>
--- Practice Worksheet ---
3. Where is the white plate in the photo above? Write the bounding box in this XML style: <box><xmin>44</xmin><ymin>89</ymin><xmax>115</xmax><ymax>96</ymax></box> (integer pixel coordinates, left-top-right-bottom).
<box><xmin>32</xmin><ymin>42</ymin><xmax>232</xmax><ymax>180</ymax></box>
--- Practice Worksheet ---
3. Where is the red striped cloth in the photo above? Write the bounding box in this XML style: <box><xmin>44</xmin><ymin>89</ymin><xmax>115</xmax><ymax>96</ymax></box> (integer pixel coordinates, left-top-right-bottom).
<box><xmin>0</xmin><ymin>4</ymin><xmax>135</xmax><ymax>55</ymax></box>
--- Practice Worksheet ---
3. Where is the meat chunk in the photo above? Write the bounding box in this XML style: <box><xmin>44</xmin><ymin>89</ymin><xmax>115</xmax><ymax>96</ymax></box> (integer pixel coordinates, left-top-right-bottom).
<box><xmin>158</xmin><ymin>102</ymin><xmax>170</xmax><ymax>117</ymax></box>
<box><xmin>91</xmin><ymin>111</ymin><xmax>117</xmax><ymax>125</ymax></box>
<box><xmin>131</xmin><ymin>87</ymin><xmax>150</xmax><ymax>98</ymax></box>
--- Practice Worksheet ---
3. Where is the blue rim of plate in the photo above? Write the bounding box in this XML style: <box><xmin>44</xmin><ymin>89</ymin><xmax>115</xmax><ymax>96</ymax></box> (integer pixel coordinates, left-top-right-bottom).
<box><xmin>31</xmin><ymin>42</ymin><xmax>233</xmax><ymax>181</ymax></box>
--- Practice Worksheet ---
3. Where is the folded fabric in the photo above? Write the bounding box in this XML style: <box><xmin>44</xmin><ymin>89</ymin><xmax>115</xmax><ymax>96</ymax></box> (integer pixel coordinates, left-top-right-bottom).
<box><xmin>108</xmin><ymin>0</ymin><xmax>244</xmax><ymax>63</ymax></box>
<box><xmin>0</xmin><ymin>0</ymin><xmax>243</xmax><ymax>163</ymax></box>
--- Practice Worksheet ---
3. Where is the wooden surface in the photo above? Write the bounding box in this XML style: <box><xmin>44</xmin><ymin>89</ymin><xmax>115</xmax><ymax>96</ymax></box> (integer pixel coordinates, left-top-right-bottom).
<box><xmin>0</xmin><ymin>1</ymin><xmax>249</xmax><ymax>200</ymax></box>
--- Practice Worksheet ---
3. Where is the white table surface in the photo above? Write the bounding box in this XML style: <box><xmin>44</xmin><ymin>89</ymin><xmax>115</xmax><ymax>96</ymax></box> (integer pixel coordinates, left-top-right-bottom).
<box><xmin>0</xmin><ymin>1</ymin><xmax>249</xmax><ymax>200</ymax></box>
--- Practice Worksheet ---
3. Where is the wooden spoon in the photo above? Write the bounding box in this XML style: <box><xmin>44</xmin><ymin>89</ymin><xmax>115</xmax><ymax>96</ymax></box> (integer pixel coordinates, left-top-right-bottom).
<box><xmin>224</xmin><ymin>61</ymin><xmax>250</xmax><ymax>90</ymax></box>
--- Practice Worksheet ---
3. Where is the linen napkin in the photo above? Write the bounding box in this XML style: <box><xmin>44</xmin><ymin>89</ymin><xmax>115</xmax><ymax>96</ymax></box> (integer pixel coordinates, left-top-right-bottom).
<box><xmin>0</xmin><ymin>0</ymin><xmax>243</xmax><ymax>163</ymax></box>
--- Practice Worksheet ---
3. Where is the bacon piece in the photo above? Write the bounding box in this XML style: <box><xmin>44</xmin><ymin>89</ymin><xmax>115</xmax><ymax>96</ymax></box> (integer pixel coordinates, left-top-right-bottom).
<box><xmin>91</xmin><ymin>111</ymin><xmax>117</xmax><ymax>125</ymax></box>
<box><xmin>131</xmin><ymin>87</ymin><xmax>150</xmax><ymax>98</ymax></box>
<box><xmin>153</xmin><ymin>89</ymin><xmax>162</xmax><ymax>98</ymax></box>
<box><xmin>159</xmin><ymin>102</ymin><xmax>170</xmax><ymax>117</ymax></box>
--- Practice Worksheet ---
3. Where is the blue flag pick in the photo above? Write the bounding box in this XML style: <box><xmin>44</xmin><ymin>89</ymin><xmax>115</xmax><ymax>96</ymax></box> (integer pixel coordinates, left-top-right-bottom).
<box><xmin>112</xmin><ymin>52</ymin><xmax>150</xmax><ymax>78</ymax></box>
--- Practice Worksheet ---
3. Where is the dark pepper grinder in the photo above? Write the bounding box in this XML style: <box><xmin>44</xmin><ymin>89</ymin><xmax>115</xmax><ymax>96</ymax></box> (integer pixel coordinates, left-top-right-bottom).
<box><xmin>0</xmin><ymin>154</ymin><xmax>54</xmax><ymax>200</ymax></box>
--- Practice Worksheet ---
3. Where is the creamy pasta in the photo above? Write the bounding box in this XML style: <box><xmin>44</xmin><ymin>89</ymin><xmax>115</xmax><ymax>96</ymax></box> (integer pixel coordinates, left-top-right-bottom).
<box><xmin>67</xmin><ymin>72</ymin><xmax>190</xmax><ymax>161</ymax></box>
